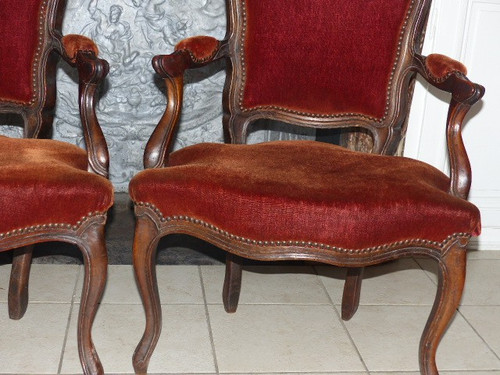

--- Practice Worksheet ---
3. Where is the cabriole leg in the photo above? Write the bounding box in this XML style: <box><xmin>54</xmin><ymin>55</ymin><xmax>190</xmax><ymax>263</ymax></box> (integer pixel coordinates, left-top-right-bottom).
<box><xmin>77</xmin><ymin>222</ymin><xmax>108</xmax><ymax>375</ymax></box>
<box><xmin>133</xmin><ymin>216</ymin><xmax>161</xmax><ymax>375</ymax></box>
<box><xmin>420</xmin><ymin>242</ymin><xmax>467</xmax><ymax>375</ymax></box>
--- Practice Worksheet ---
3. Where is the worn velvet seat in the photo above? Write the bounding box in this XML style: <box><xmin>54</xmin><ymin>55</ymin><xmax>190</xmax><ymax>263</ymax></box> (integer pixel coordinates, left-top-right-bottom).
<box><xmin>0</xmin><ymin>0</ymin><xmax>111</xmax><ymax>374</ymax></box>
<box><xmin>0</xmin><ymin>136</ymin><xmax>112</xmax><ymax>235</ymax></box>
<box><xmin>131</xmin><ymin>140</ymin><xmax>480</xmax><ymax>249</ymax></box>
<box><xmin>130</xmin><ymin>1</ymin><xmax>485</xmax><ymax>374</ymax></box>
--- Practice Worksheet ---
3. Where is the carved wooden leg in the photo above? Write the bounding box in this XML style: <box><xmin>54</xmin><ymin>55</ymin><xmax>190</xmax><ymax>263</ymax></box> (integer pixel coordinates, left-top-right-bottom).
<box><xmin>341</xmin><ymin>267</ymin><xmax>364</xmax><ymax>321</ymax></box>
<box><xmin>77</xmin><ymin>222</ymin><xmax>108</xmax><ymax>375</ymax></box>
<box><xmin>133</xmin><ymin>216</ymin><xmax>161</xmax><ymax>375</ymax></box>
<box><xmin>8</xmin><ymin>245</ymin><xmax>34</xmax><ymax>320</ymax></box>
<box><xmin>419</xmin><ymin>242</ymin><xmax>467</xmax><ymax>375</ymax></box>
<box><xmin>223</xmin><ymin>253</ymin><xmax>242</xmax><ymax>313</ymax></box>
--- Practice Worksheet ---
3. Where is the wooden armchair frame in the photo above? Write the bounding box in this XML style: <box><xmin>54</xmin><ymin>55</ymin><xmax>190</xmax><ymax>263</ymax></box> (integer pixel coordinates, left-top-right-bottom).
<box><xmin>131</xmin><ymin>1</ymin><xmax>484</xmax><ymax>374</ymax></box>
<box><xmin>0</xmin><ymin>1</ymin><xmax>110</xmax><ymax>374</ymax></box>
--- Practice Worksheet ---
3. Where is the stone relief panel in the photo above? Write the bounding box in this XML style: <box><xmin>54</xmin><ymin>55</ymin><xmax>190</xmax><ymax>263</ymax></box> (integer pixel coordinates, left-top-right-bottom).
<box><xmin>58</xmin><ymin>0</ymin><xmax>230</xmax><ymax>191</ymax></box>
<box><xmin>1</xmin><ymin>0</ymin><xmax>314</xmax><ymax>191</ymax></box>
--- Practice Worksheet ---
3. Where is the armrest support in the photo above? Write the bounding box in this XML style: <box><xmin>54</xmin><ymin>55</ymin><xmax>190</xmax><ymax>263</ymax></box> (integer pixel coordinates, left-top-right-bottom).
<box><xmin>144</xmin><ymin>37</ymin><xmax>228</xmax><ymax>169</ymax></box>
<box><xmin>413</xmin><ymin>53</ymin><xmax>485</xmax><ymax>200</ymax></box>
<box><xmin>75</xmin><ymin>50</ymin><xmax>110</xmax><ymax>178</ymax></box>
<box><xmin>56</xmin><ymin>34</ymin><xmax>110</xmax><ymax>178</ymax></box>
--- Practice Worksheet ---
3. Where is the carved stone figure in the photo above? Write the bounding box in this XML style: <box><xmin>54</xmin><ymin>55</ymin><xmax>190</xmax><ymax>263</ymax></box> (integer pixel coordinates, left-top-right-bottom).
<box><xmin>88</xmin><ymin>0</ymin><xmax>139</xmax><ymax>65</ymax></box>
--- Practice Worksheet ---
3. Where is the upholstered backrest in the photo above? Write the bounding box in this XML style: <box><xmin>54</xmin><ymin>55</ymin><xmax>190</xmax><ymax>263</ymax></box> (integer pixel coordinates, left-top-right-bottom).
<box><xmin>226</xmin><ymin>0</ymin><xmax>431</xmax><ymax>152</ymax></box>
<box><xmin>0</xmin><ymin>0</ymin><xmax>49</xmax><ymax>104</ymax></box>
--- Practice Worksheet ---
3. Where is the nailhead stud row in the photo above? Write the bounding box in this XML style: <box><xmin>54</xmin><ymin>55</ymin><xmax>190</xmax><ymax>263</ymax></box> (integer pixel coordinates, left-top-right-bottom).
<box><xmin>0</xmin><ymin>211</ymin><xmax>105</xmax><ymax>240</ymax></box>
<box><xmin>237</xmin><ymin>0</ymin><xmax>415</xmax><ymax>124</ymax></box>
<box><xmin>136</xmin><ymin>201</ymin><xmax>471</xmax><ymax>255</ymax></box>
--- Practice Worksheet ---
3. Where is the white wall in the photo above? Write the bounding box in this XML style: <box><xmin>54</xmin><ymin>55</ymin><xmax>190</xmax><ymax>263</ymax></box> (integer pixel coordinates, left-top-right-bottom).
<box><xmin>405</xmin><ymin>0</ymin><xmax>500</xmax><ymax>250</ymax></box>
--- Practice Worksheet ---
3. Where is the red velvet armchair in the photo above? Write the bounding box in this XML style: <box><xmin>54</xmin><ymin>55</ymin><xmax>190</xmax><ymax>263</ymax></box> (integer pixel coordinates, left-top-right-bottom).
<box><xmin>129</xmin><ymin>1</ymin><xmax>484</xmax><ymax>374</ymax></box>
<box><xmin>0</xmin><ymin>1</ymin><xmax>112</xmax><ymax>374</ymax></box>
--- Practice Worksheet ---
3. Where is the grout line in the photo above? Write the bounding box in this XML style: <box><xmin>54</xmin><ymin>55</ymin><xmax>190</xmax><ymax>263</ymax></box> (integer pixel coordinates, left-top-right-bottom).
<box><xmin>57</xmin><ymin>264</ymin><xmax>82</xmax><ymax>374</ymax></box>
<box><xmin>204</xmin><ymin>301</ymin><xmax>332</xmax><ymax>306</ymax></box>
<box><xmin>413</xmin><ymin>256</ymin><xmax>439</xmax><ymax>286</ymax></box>
<box><xmin>198</xmin><ymin>265</ymin><xmax>220</xmax><ymax>375</ymax></box>
<box><xmin>314</xmin><ymin>266</ymin><xmax>371</xmax><ymax>374</ymax></box>
<box><xmin>458</xmin><ymin>308</ymin><xmax>500</xmax><ymax>363</ymax></box>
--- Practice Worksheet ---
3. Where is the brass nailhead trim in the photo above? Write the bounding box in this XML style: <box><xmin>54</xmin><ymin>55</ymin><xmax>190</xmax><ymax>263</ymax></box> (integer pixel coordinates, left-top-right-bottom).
<box><xmin>0</xmin><ymin>211</ymin><xmax>105</xmax><ymax>240</ymax></box>
<box><xmin>136</xmin><ymin>201</ymin><xmax>470</xmax><ymax>254</ymax></box>
<box><xmin>424</xmin><ymin>65</ymin><xmax>465</xmax><ymax>83</ymax></box>
<box><xmin>237</xmin><ymin>0</ymin><xmax>416</xmax><ymax>123</ymax></box>
<box><xmin>28</xmin><ymin>0</ymin><xmax>50</xmax><ymax>105</ymax></box>
<box><xmin>0</xmin><ymin>0</ymin><xmax>48</xmax><ymax>106</ymax></box>
<box><xmin>177</xmin><ymin>41</ymin><xmax>221</xmax><ymax>64</ymax></box>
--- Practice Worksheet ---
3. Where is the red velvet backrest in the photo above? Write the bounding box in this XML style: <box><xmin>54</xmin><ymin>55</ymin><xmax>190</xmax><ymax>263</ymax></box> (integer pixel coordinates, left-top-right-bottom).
<box><xmin>0</xmin><ymin>0</ymin><xmax>45</xmax><ymax>104</ymax></box>
<box><xmin>231</xmin><ymin>0</ymin><xmax>421</xmax><ymax>123</ymax></box>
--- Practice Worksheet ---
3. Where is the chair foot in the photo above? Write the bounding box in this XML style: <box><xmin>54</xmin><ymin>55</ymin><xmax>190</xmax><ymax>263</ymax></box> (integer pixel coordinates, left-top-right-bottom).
<box><xmin>341</xmin><ymin>267</ymin><xmax>364</xmax><ymax>321</ymax></box>
<box><xmin>8</xmin><ymin>246</ymin><xmax>34</xmax><ymax>320</ymax></box>
<box><xmin>77</xmin><ymin>221</ymin><xmax>108</xmax><ymax>375</ymax></box>
<box><xmin>133</xmin><ymin>215</ymin><xmax>162</xmax><ymax>375</ymax></box>
<box><xmin>419</xmin><ymin>242</ymin><xmax>467</xmax><ymax>375</ymax></box>
<box><xmin>223</xmin><ymin>253</ymin><xmax>242</xmax><ymax>313</ymax></box>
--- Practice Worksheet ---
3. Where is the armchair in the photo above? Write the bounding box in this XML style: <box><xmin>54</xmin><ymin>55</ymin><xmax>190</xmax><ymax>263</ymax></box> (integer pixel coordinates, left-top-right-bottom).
<box><xmin>0</xmin><ymin>0</ymin><xmax>112</xmax><ymax>374</ymax></box>
<box><xmin>130</xmin><ymin>1</ymin><xmax>484</xmax><ymax>374</ymax></box>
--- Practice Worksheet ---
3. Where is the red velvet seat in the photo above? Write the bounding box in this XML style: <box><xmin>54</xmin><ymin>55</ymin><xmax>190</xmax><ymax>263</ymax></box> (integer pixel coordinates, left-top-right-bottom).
<box><xmin>130</xmin><ymin>140</ymin><xmax>479</xmax><ymax>250</ymax></box>
<box><xmin>0</xmin><ymin>136</ymin><xmax>113</xmax><ymax>235</ymax></box>
<box><xmin>0</xmin><ymin>1</ymin><xmax>110</xmax><ymax>374</ymax></box>
<box><xmin>130</xmin><ymin>1</ymin><xmax>485</xmax><ymax>374</ymax></box>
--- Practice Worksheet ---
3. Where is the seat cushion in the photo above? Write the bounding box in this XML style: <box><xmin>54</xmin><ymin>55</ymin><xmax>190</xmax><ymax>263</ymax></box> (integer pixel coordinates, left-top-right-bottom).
<box><xmin>129</xmin><ymin>140</ymin><xmax>480</xmax><ymax>250</ymax></box>
<box><xmin>0</xmin><ymin>136</ymin><xmax>113</xmax><ymax>234</ymax></box>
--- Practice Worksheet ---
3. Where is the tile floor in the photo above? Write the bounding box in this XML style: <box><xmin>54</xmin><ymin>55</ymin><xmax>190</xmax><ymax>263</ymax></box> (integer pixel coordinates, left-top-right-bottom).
<box><xmin>1</xmin><ymin>252</ymin><xmax>500</xmax><ymax>374</ymax></box>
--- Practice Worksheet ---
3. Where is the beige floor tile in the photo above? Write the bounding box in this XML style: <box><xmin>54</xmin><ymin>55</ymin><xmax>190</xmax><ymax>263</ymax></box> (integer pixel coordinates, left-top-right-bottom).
<box><xmin>440</xmin><ymin>372</ymin><xmax>500</xmax><ymax>374</ymax></box>
<box><xmin>317</xmin><ymin>258</ymin><xmax>437</xmax><ymax>306</ymax></box>
<box><xmin>460</xmin><ymin>260</ymin><xmax>500</xmax><ymax>306</ymax></box>
<box><xmin>201</xmin><ymin>265</ymin><xmax>331</xmax><ymax>305</ymax></box>
<box><xmin>467</xmin><ymin>250</ymin><xmax>500</xmax><ymax>260</ymax></box>
<box><xmin>417</xmin><ymin>259</ymin><xmax>500</xmax><ymax>305</ymax></box>
<box><xmin>370</xmin><ymin>372</ymin><xmax>500</xmax><ymax>375</ymax></box>
<box><xmin>0</xmin><ymin>264</ymin><xmax>79</xmax><ymax>303</ymax></box>
<box><xmin>60</xmin><ymin>304</ymin><xmax>215</xmax><ymax>374</ymax></box>
<box><xmin>208</xmin><ymin>304</ymin><xmax>365</xmax><ymax>373</ymax></box>
<box><xmin>0</xmin><ymin>302</ymin><xmax>70</xmax><ymax>374</ymax></box>
<box><xmin>461</xmin><ymin>306</ymin><xmax>500</xmax><ymax>357</ymax></box>
<box><xmin>344</xmin><ymin>305</ymin><xmax>500</xmax><ymax>372</ymax></box>
<box><xmin>226</xmin><ymin>373</ymin><xmax>368</xmax><ymax>375</ymax></box>
<box><xmin>74</xmin><ymin>265</ymin><xmax>204</xmax><ymax>305</ymax></box>
<box><xmin>154</xmin><ymin>265</ymin><xmax>204</xmax><ymax>304</ymax></box>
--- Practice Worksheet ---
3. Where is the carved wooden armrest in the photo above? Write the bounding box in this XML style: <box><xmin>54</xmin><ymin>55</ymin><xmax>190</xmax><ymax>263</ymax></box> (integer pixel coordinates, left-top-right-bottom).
<box><xmin>423</xmin><ymin>54</ymin><xmax>468</xmax><ymax>82</ymax></box>
<box><xmin>413</xmin><ymin>53</ymin><xmax>485</xmax><ymax>199</ymax></box>
<box><xmin>174</xmin><ymin>36</ymin><xmax>224</xmax><ymax>65</ymax></box>
<box><xmin>153</xmin><ymin>37</ymin><xmax>228</xmax><ymax>78</ymax></box>
<box><xmin>56</xmin><ymin>34</ymin><xmax>110</xmax><ymax>178</ymax></box>
<box><xmin>143</xmin><ymin>37</ymin><xmax>228</xmax><ymax>169</ymax></box>
<box><xmin>61</xmin><ymin>34</ymin><xmax>99</xmax><ymax>65</ymax></box>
